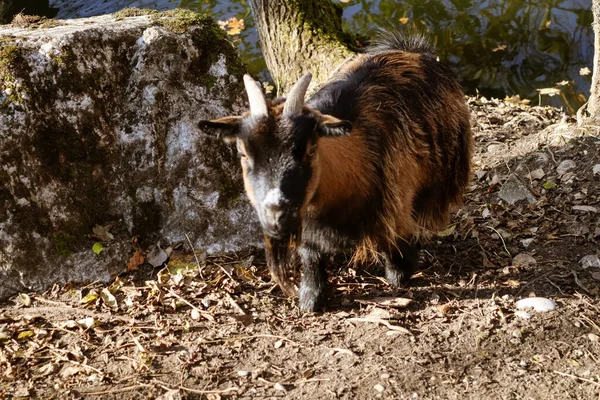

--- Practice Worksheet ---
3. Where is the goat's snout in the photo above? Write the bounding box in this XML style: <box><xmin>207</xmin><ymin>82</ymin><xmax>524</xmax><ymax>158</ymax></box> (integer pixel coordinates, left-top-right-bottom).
<box><xmin>264</xmin><ymin>203</ymin><xmax>284</xmax><ymax>228</ymax></box>
<box><xmin>261</xmin><ymin>189</ymin><xmax>297</xmax><ymax>238</ymax></box>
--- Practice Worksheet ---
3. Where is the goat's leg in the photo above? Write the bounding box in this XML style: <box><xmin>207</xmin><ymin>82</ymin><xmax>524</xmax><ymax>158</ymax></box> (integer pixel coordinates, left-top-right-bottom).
<box><xmin>383</xmin><ymin>239</ymin><xmax>420</xmax><ymax>286</ymax></box>
<box><xmin>298</xmin><ymin>245</ymin><xmax>328</xmax><ymax>312</ymax></box>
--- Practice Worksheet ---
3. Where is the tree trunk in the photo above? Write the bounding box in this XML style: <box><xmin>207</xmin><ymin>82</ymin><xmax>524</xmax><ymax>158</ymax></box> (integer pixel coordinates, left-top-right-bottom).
<box><xmin>248</xmin><ymin>0</ymin><xmax>354</xmax><ymax>96</ymax></box>
<box><xmin>586</xmin><ymin>0</ymin><xmax>600</xmax><ymax>121</ymax></box>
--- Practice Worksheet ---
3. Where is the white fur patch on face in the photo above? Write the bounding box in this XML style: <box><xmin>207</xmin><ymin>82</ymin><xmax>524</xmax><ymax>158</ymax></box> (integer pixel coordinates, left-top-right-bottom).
<box><xmin>263</xmin><ymin>188</ymin><xmax>284</xmax><ymax>208</ymax></box>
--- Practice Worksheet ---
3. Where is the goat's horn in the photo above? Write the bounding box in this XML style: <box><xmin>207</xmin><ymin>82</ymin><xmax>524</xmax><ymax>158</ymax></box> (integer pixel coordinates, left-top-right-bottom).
<box><xmin>283</xmin><ymin>73</ymin><xmax>312</xmax><ymax>115</ymax></box>
<box><xmin>243</xmin><ymin>74</ymin><xmax>268</xmax><ymax>117</ymax></box>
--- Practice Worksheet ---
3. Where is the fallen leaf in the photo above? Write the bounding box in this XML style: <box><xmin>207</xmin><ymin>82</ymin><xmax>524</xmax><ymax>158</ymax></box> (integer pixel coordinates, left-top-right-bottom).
<box><xmin>80</xmin><ymin>291</ymin><xmax>99</xmax><ymax>305</ymax></box>
<box><xmin>92</xmin><ymin>224</ymin><xmax>114</xmax><ymax>241</ymax></box>
<box><xmin>493</xmin><ymin>44</ymin><xmax>507</xmax><ymax>52</ymax></box>
<box><xmin>101</xmin><ymin>288</ymin><xmax>118</xmax><ymax>311</ymax></box>
<box><xmin>17</xmin><ymin>330</ymin><xmax>35</xmax><ymax>340</ymax></box>
<box><xmin>399</xmin><ymin>17</ymin><xmax>409</xmax><ymax>24</ymax></box>
<box><xmin>92</xmin><ymin>242</ymin><xmax>103</xmax><ymax>255</ymax></box>
<box><xmin>147</xmin><ymin>243</ymin><xmax>169</xmax><ymax>267</ymax></box>
<box><xmin>127</xmin><ymin>250</ymin><xmax>145</xmax><ymax>271</ymax></box>
<box><xmin>77</xmin><ymin>317</ymin><xmax>97</xmax><ymax>329</ymax></box>
<box><xmin>537</xmin><ymin>87</ymin><xmax>560</xmax><ymax>97</ymax></box>
<box><xmin>355</xmin><ymin>297</ymin><xmax>413</xmax><ymax>309</ymax></box>
<box><xmin>18</xmin><ymin>293</ymin><xmax>31</xmax><ymax>306</ymax></box>
<box><xmin>580</xmin><ymin>67</ymin><xmax>591</xmax><ymax>76</ymax></box>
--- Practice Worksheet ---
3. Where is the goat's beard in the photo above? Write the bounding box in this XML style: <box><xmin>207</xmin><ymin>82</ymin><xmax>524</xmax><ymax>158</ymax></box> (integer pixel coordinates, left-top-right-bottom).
<box><xmin>263</xmin><ymin>228</ymin><xmax>301</xmax><ymax>297</ymax></box>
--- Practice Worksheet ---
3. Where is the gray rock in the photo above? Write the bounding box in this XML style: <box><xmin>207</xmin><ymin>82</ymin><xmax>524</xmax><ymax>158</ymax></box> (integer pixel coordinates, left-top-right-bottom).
<box><xmin>0</xmin><ymin>11</ymin><xmax>261</xmax><ymax>299</ymax></box>
<box><xmin>556</xmin><ymin>159</ymin><xmax>576</xmax><ymax>175</ymax></box>
<box><xmin>580</xmin><ymin>255</ymin><xmax>600</xmax><ymax>269</ymax></box>
<box><xmin>498</xmin><ymin>174</ymin><xmax>536</xmax><ymax>204</ymax></box>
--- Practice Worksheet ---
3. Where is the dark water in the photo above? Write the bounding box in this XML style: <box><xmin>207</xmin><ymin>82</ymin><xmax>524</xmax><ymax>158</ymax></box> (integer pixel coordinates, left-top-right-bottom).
<box><xmin>52</xmin><ymin>0</ymin><xmax>594</xmax><ymax>113</ymax></box>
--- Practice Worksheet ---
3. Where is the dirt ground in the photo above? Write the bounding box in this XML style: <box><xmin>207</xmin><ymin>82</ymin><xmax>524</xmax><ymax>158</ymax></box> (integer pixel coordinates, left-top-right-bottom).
<box><xmin>1</xmin><ymin>96</ymin><xmax>599</xmax><ymax>399</ymax></box>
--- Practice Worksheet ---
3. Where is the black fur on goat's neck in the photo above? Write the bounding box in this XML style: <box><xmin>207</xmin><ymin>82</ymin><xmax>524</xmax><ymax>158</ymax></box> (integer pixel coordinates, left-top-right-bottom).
<box><xmin>264</xmin><ymin>231</ymin><xmax>300</xmax><ymax>296</ymax></box>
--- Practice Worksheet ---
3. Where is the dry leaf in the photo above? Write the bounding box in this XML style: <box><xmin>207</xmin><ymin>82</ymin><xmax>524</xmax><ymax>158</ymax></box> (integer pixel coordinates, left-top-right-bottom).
<box><xmin>580</xmin><ymin>67</ymin><xmax>591</xmax><ymax>76</ymax></box>
<box><xmin>537</xmin><ymin>87</ymin><xmax>560</xmax><ymax>96</ymax></box>
<box><xmin>399</xmin><ymin>17</ymin><xmax>409</xmax><ymax>24</ymax></box>
<box><xmin>127</xmin><ymin>250</ymin><xmax>145</xmax><ymax>271</ymax></box>
<box><xmin>493</xmin><ymin>44</ymin><xmax>507</xmax><ymax>52</ymax></box>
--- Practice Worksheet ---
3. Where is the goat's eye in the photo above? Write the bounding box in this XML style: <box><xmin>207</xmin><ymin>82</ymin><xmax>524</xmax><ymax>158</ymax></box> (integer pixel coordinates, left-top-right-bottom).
<box><xmin>306</xmin><ymin>145</ymin><xmax>317</xmax><ymax>158</ymax></box>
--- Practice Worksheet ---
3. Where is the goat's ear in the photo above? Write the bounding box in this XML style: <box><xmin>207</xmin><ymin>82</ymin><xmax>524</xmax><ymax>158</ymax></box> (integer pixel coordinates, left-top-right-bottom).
<box><xmin>316</xmin><ymin>114</ymin><xmax>352</xmax><ymax>137</ymax></box>
<box><xmin>198</xmin><ymin>116</ymin><xmax>242</xmax><ymax>143</ymax></box>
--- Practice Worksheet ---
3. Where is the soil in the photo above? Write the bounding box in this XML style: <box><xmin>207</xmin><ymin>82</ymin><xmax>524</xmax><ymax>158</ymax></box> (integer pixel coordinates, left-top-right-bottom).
<box><xmin>1</xmin><ymin>96</ymin><xmax>599</xmax><ymax>400</ymax></box>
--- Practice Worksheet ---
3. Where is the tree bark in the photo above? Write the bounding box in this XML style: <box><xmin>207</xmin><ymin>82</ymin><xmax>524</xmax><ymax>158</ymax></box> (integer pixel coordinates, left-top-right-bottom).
<box><xmin>248</xmin><ymin>0</ymin><xmax>354</xmax><ymax>96</ymax></box>
<box><xmin>586</xmin><ymin>0</ymin><xmax>600</xmax><ymax>121</ymax></box>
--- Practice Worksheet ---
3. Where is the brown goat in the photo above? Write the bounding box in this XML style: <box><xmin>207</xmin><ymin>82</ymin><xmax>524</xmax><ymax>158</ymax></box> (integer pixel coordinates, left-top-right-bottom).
<box><xmin>199</xmin><ymin>31</ymin><xmax>473</xmax><ymax>312</ymax></box>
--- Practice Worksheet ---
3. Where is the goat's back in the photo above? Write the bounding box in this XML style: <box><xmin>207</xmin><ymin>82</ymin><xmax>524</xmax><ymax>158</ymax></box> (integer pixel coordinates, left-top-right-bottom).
<box><xmin>308</xmin><ymin>33</ymin><xmax>473</xmax><ymax>244</ymax></box>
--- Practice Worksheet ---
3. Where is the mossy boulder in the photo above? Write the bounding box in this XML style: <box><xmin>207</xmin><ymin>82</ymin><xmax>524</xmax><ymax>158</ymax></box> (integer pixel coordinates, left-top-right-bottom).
<box><xmin>0</xmin><ymin>11</ymin><xmax>261</xmax><ymax>299</ymax></box>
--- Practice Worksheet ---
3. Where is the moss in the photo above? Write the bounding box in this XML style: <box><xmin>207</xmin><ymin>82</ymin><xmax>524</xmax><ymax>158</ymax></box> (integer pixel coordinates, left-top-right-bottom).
<box><xmin>53</xmin><ymin>232</ymin><xmax>75</xmax><ymax>257</ymax></box>
<box><xmin>0</xmin><ymin>43</ymin><xmax>31</xmax><ymax>106</ymax></box>
<box><xmin>10</xmin><ymin>13</ymin><xmax>59</xmax><ymax>29</ymax></box>
<box><xmin>151</xmin><ymin>9</ymin><xmax>213</xmax><ymax>34</ymax></box>
<box><xmin>114</xmin><ymin>7</ymin><xmax>158</xmax><ymax>20</ymax></box>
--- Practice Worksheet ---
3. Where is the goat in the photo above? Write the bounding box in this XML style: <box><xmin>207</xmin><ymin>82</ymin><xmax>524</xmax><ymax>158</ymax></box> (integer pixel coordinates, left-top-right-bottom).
<box><xmin>199</xmin><ymin>31</ymin><xmax>473</xmax><ymax>312</ymax></box>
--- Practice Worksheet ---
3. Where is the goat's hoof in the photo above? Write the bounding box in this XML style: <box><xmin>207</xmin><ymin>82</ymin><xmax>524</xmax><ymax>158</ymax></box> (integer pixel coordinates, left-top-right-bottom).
<box><xmin>385</xmin><ymin>267</ymin><xmax>411</xmax><ymax>287</ymax></box>
<box><xmin>298</xmin><ymin>285</ymin><xmax>325</xmax><ymax>312</ymax></box>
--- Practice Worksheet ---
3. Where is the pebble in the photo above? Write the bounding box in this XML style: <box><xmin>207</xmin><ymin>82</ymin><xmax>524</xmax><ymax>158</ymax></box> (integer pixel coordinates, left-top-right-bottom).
<box><xmin>237</xmin><ymin>370</ymin><xmax>249</xmax><ymax>377</ymax></box>
<box><xmin>513</xmin><ymin>253</ymin><xmax>537</xmax><ymax>266</ymax></box>
<box><xmin>593</xmin><ymin>164</ymin><xmax>600</xmax><ymax>175</ymax></box>
<box><xmin>556</xmin><ymin>159</ymin><xmax>576</xmax><ymax>175</ymax></box>
<box><xmin>528</xmin><ymin>168</ymin><xmax>545</xmax><ymax>180</ymax></box>
<box><xmin>274</xmin><ymin>383</ymin><xmax>287</xmax><ymax>392</ymax></box>
<box><xmin>374</xmin><ymin>384</ymin><xmax>385</xmax><ymax>393</ymax></box>
<box><xmin>520</xmin><ymin>238</ymin><xmax>534</xmax><ymax>248</ymax></box>
<box><xmin>580</xmin><ymin>254</ymin><xmax>600</xmax><ymax>269</ymax></box>
<box><xmin>515</xmin><ymin>297</ymin><xmax>557</xmax><ymax>312</ymax></box>
<box><xmin>512</xmin><ymin>329</ymin><xmax>523</xmax><ymax>339</ymax></box>
<box><xmin>498</xmin><ymin>174</ymin><xmax>536</xmax><ymax>204</ymax></box>
<box><xmin>589</xmin><ymin>333</ymin><xmax>599</xmax><ymax>342</ymax></box>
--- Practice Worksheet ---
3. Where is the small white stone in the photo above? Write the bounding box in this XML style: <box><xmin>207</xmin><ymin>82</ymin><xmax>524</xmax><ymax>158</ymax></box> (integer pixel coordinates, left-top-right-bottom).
<box><xmin>374</xmin><ymin>384</ymin><xmax>385</xmax><ymax>393</ymax></box>
<box><xmin>528</xmin><ymin>168</ymin><xmax>545</xmax><ymax>180</ymax></box>
<box><xmin>593</xmin><ymin>164</ymin><xmax>600</xmax><ymax>175</ymax></box>
<box><xmin>588</xmin><ymin>333</ymin><xmax>599</xmax><ymax>342</ymax></box>
<box><xmin>580</xmin><ymin>255</ymin><xmax>600</xmax><ymax>269</ymax></box>
<box><xmin>513</xmin><ymin>253</ymin><xmax>537</xmax><ymax>266</ymax></box>
<box><xmin>274</xmin><ymin>382</ymin><xmax>287</xmax><ymax>392</ymax></box>
<box><xmin>515</xmin><ymin>297</ymin><xmax>556</xmax><ymax>312</ymax></box>
<box><xmin>521</xmin><ymin>238</ymin><xmax>534</xmax><ymax>248</ymax></box>
<box><xmin>237</xmin><ymin>370</ymin><xmax>249</xmax><ymax>377</ymax></box>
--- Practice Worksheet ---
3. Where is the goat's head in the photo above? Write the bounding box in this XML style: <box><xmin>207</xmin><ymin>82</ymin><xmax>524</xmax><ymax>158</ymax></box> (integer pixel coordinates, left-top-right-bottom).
<box><xmin>199</xmin><ymin>74</ymin><xmax>352</xmax><ymax>239</ymax></box>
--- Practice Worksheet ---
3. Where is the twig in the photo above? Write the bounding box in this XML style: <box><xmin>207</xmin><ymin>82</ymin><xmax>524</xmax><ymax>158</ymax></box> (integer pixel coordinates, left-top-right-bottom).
<box><xmin>152</xmin><ymin>379</ymin><xmax>239</xmax><ymax>395</ymax></box>
<box><xmin>48</xmin><ymin>349</ymin><xmax>104</xmax><ymax>375</ymax></box>
<box><xmin>81</xmin><ymin>384</ymin><xmax>151</xmax><ymax>396</ymax></box>
<box><xmin>487</xmin><ymin>226</ymin><xmax>512</xmax><ymax>257</ymax></box>
<box><xmin>580</xmin><ymin>315</ymin><xmax>600</xmax><ymax>334</ymax></box>
<box><xmin>166</xmin><ymin>289</ymin><xmax>215</xmax><ymax>323</ymax></box>
<box><xmin>347</xmin><ymin>317</ymin><xmax>412</xmax><ymax>335</ymax></box>
<box><xmin>31</xmin><ymin>295</ymin><xmax>69</xmax><ymax>306</ymax></box>
<box><xmin>571</xmin><ymin>271</ymin><xmax>590</xmax><ymax>294</ymax></box>
<box><xmin>197</xmin><ymin>334</ymin><xmax>302</xmax><ymax>347</ymax></box>
<box><xmin>553</xmin><ymin>370</ymin><xmax>600</xmax><ymax>387</ymax></box>
<box><xmin>224</xmin><ymin>292</ymin><xmax>247</xmax><ymax>316</ymax></box>
<box><xmin>185</xmin><ymin>233</ymin><xmax>204</xmax><ymax>278</ymax></box>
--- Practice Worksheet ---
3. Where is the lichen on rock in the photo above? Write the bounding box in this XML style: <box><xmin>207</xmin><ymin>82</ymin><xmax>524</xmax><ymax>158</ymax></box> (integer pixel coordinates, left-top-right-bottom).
<box><xmin>0</xmin><ymin>10</ymin><xmax>261</xmax><ymax>299</ymax></box>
